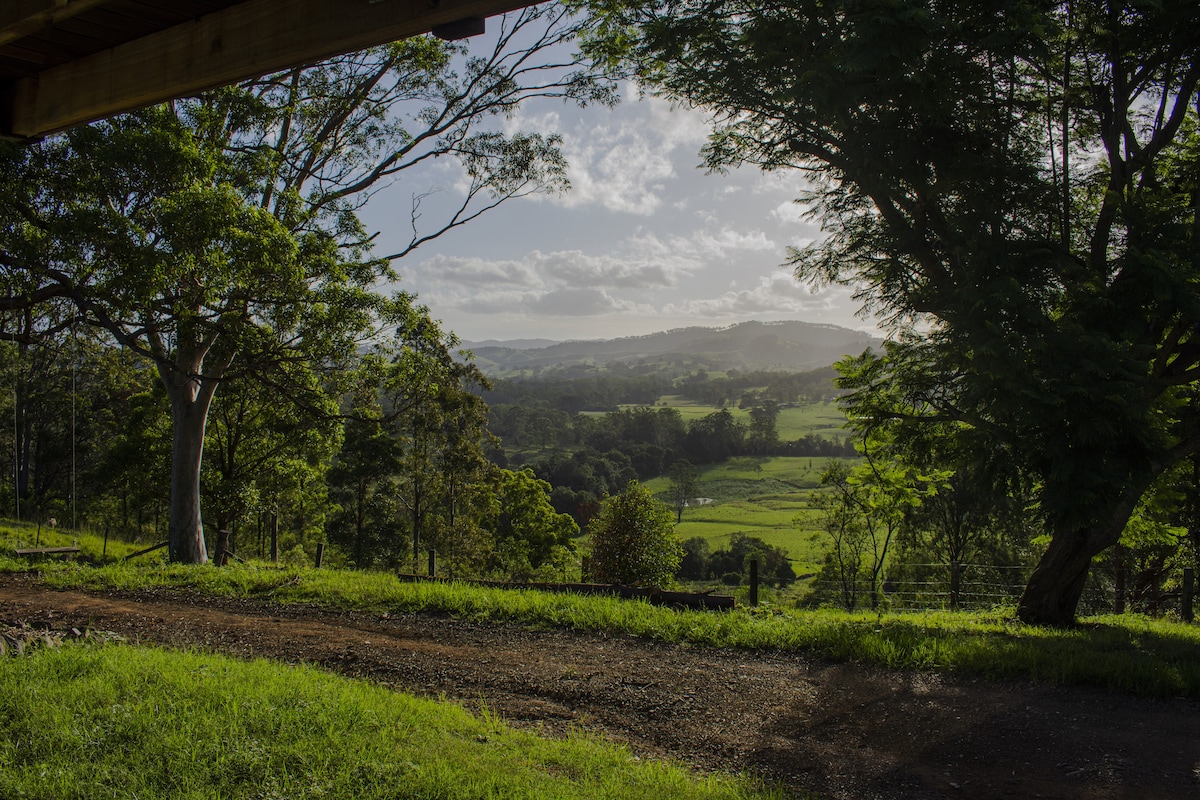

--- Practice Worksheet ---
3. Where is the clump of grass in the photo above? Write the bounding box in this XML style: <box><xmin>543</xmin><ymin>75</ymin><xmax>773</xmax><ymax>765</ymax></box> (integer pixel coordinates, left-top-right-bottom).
<box><xmin>0</xmin><ymin>642</ymin><xmax>783</xmax><ymax>800</ymax></box>
<box><xmin>16</xmin><ymin>559</ymin><xmax>1200</xmax><ymax>699</ymax></box>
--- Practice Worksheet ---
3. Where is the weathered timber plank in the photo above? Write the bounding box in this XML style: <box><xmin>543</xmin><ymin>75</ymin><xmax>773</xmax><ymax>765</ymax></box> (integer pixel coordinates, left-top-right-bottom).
<box><xmin>14</xmin><ymin>545</ymin><xmax>81</xmax><ymax>555</ymax></box>
<box><xmin>8</xmin><ymin>0</ymin><xmax>539</xmax><ymax>137</ymax></box>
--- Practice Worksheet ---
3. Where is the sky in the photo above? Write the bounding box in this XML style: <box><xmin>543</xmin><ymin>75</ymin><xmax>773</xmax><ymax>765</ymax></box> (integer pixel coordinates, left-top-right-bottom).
<box><xmin>357</xmin><ymin>53</ymin><xmax>877</xmax><ymax>345</ymax></box>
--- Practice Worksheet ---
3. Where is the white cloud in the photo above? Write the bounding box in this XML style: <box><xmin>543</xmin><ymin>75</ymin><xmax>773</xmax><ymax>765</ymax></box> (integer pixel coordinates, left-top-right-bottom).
<box><xmin>411</xmin><ymin>254</ymin><xmax>539</xmax><ymax>288</ymax></box>
<box><xmin>413</xmin><ymin>248</ymin><xmax>693</xmax><ymax>292</ymax></box>
<box><xmin>664</xmin><ymin>270</ymin><xmax>847</xmax><ymax>317</ymax></box>
<box><xmin>754</xmin><ymin>170</ymin><xmax>814</xmax><ymax>196</ymax></box>
<box><xmin>531</xmin><ymin>287</ymin><xmax>652</xmax><ymax>317</ymax></box>
<box><xmin>508</xmin><ymin>91</ymin><xmax>712</xmax><ymax>215</ymax></box>
<box><xmin>457</xmin><ymin>286</ymin><xmax>654</xmax><ymax>318</ymax></box>
<box><xmin>693</xmin><ymin>228</ymin><xmax>776</xmax><ymax>253</ymax></box>
<box><xmin>770</xmin><ymin>198</ymin><xmax>823</xmax><ymax>227</ymax></box>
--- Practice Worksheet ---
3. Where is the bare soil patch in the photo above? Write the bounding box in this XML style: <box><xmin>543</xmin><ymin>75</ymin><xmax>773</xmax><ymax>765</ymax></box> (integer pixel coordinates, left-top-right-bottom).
<box><xmin>2</xmin><ymin>572</ymin><xmax>1197</xmax><ymax>799</ymax></box>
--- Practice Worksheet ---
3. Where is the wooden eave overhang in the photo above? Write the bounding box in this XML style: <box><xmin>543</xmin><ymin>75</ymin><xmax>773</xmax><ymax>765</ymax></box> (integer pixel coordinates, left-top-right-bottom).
<box><xmin>0</xmin><ymin>0</ymin><xmax>535</xmax><ymax>140</ymax></box>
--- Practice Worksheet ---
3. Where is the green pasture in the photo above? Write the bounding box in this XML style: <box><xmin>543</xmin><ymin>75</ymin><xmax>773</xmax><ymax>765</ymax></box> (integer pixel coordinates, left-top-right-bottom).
<box><xmin>652</xmin><ymin>397</ymin><xmax>849</xmax><ymax>440</ymax></box>
<box><xmin>775</xmin><ymin>401</ymin><xmax>849</xmax><ymax>440</ymax></box>
<box><xmin>646</xmin><ymin>456</ymin><xmax>854</xmax><ymax>576</ymax></box>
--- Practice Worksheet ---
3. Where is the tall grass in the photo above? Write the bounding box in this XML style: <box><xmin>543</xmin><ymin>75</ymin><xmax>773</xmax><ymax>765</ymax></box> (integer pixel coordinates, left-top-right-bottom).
<box><xmin>0</xmin><ymin>641</ymin><xmax>783</xmax><ymax>800</ymax></box>
<box><xmin>18</xmin><ymin>559</ymin><xmax>1200</xmax><ymax>699</ymax></box>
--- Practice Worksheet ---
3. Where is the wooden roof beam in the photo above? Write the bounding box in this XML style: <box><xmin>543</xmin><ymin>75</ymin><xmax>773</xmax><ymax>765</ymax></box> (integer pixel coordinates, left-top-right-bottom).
<box><xmin>4</xmin><ymin>0</ymin><xmax>537</xmax><ymax>140</ymax></box>
<box><xmin>0</xmin><ymin>0</ymin><xmax>107</xmax><ymax>47</ymax></box>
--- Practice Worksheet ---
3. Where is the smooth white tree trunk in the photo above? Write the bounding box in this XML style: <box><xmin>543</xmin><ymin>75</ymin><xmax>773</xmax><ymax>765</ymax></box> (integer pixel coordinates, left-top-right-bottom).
<box><xmin>168</xmin><ymin>392</ymin><xmax>211</xmax><ymax>563</ymax></box>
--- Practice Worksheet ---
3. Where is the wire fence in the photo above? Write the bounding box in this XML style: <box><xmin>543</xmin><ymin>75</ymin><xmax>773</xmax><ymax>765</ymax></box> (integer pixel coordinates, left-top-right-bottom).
<box><xmin>803</xmin><ymin>562</ymin><xmax>1123</xmax><ymax>615</ymax></box>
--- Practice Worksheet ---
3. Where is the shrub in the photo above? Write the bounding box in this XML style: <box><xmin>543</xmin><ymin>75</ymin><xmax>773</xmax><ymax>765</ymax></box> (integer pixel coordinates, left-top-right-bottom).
<box><xmin>587</xmin><ymin>481</ymin><xmax>682</xmax><ymax>586</ymax></box>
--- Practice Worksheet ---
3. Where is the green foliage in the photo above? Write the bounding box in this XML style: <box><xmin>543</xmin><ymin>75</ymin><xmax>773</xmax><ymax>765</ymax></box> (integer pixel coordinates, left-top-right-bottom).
<box><xmin>0</xmin><ymin>643</ymin><xmax>776</xmax><ymax>800</ymax></box>
<box><xmin>588</xmin><ymin>481</ymin><xmax>682</xmax><ymax>585</ymax></box>
<box><xmin>678</xmin><ymin>536</ymin><xmax>711</xmax><ymax>580</ymax></box>
<box><xmin>807</xmin><ymin>457</ymin><xmax>922</xmax><ymax>610</ymax></box>
<box><xmin>700</xmin><ymin>533</ymin><xmax>796</xmax><ymax>588</ymax></box>
<box><xmin>490</xmin><ymin>468</ymin><xmax>581</xmax><ymax>580</ymax></box>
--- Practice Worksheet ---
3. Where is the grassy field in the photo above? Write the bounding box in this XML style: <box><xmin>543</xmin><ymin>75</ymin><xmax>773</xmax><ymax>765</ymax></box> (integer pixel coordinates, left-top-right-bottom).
<box><xmin>645</xmin><ymin>456</ymin><xmax>847</xmax><ymax>577</ymax></box>
<box><xmin>5</xmin><ymin>558</ymin><xmax>1200</xmax><ymax>699</ymax></box>
<box><xmin>0</xmin><ymin>639</ymin><xmax>780</xmax><ymax>800</ymax></box>
<box><xmin>653</xmin><ymin>397</ymin><xmax>850</xmax><ymax>441</ymax></box>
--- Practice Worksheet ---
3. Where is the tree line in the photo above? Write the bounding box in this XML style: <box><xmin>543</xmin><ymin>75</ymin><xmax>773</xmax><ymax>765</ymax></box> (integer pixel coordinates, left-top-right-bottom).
<box><xmin>489</xmin><ymin>400</ymin><xmax>855</xmax><ymax>525</ymax></box>
<box><xmin>482</xmin><ymin>365</ymin><xmax>838</xmax><ymax>411</ymax></box>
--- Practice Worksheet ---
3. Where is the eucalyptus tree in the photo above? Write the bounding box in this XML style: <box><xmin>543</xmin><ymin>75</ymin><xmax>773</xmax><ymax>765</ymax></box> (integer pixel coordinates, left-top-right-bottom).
<box><xmin>666</xmin><ymin>459</ymin><xmax>698</xmax><ymax>523</ymax></box>
<box><xmin>0</xmin><ymin>5</ymin><xmax>613</xmax><ymax>563</ymax></box>
<box><xmin>584</xmin><ymin>0</ymin><xmax>1200</xmax><ymax>623</ymax></box>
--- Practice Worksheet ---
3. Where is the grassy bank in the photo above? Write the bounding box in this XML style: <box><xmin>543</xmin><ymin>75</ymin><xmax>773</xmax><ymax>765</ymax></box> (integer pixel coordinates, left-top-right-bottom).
<box><xmin>10</xmin><ymin>558</ymin><xmax>1200</xmax><ymax>699</ymax></box>
<box><xmin>0</xmin><ymin>641</ymin><xmax>780</xmax><ymax>800</ymax></box>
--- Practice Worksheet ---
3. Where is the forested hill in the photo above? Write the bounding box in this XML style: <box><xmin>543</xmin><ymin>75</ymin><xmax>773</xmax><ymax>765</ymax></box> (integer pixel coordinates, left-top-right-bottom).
<box><xmin>463</xmin><ymin>320</ymin><xmax>880</xmax><ymax>376</ymax></box>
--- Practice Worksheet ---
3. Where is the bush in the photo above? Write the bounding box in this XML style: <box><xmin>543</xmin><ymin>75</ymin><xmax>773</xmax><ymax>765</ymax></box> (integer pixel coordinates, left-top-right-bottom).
<box><xmin>587</xmin><ymin>481</ymin><xmax>682</xmax><ymax>586</ymax></box>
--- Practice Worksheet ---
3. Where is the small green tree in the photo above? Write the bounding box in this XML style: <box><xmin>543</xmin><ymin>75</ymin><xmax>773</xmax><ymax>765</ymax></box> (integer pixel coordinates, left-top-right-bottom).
<box><xmin>666</xmin><ymin>459</ymin><xmax>698</xmax><ymax>523</ymax></box>
<box><xmin>588</xmin><ymin>481</ymin><xmax>682</xmax><ymax>586</ymax></box>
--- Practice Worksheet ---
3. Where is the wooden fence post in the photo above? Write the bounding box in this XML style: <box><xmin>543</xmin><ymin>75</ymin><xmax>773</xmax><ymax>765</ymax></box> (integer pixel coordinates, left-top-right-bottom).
<box><xmin>315</xmin><ymin>542</ymin><xmax>325</xmax><ymax>569</ymax></box>
<box><xmin>1183</xmin><ymin>567</ymin><xmax>1194</xmax><ymax>623</ymax></box>
<box><xmin>427</xmin><ymin>548</ymin><xmax>436</xmax><ymax>577</ymax></box>
<box><xmin>215</xmin><ymin>530</ymin><xmax>230</xmax><ymax>567</ymax></box>
<box><xmin>749</xmin><ymin>558</ymin><xmax>759</xmax><ymax>607</ymax></box>
<box><xmin>270</xmin><ymin>513</ymin><xmax>279</xmax><ymax>564</ymax></box>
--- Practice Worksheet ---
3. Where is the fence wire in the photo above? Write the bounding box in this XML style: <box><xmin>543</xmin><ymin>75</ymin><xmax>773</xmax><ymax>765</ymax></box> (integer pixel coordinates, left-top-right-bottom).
<box><xmin>803</xmin><ymin>563</ymin><xmax>1120</xmax><ymax>614</ymax></box>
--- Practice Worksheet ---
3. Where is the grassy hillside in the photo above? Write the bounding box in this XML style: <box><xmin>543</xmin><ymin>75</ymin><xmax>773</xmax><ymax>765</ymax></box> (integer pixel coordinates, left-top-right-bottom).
<box><xmin>644</xmin><ymin>456</ymin><xmax>846</xmax><ymax>578</ymax></box>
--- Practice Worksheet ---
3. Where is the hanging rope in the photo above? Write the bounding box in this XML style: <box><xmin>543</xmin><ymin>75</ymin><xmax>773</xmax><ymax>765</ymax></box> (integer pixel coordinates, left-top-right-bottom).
<box><xmin>11</xmin><ymin>323</ymin><xmax>17</xmax><ymax>526</ymax></box>
<box><xmin>71</xmin><ymin>315</ymin><xmax>78</xmax><ymax>543</ymax></box>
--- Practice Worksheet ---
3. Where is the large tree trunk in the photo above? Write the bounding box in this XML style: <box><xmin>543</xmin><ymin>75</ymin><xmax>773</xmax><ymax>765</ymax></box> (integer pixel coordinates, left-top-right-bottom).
<box><xmin>1016</xmin><ymin>528</ymin><xmax>1102</xmax><ymax>625</ymax></box>
<box><xmin>168</xmin><ymin>394</ymin><xmax>211</xmax><ymax>564</ymax></box>
<box><xmin>1018</xmin><ymin>489</ymin><xmax>1142</xmax><ymax>625</ymax></box>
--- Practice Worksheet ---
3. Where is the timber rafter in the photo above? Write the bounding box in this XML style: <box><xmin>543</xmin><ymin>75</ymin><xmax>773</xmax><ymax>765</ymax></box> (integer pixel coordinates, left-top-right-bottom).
<box><xmin>0</xmin><ymin>0</ymin><xmax>538</xmax><ymax>140</ymax></box>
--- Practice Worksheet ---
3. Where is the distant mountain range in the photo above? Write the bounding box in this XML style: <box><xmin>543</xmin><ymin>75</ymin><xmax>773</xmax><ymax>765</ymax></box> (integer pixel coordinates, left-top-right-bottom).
<box><xmin>462</xmin><ymin>320</ymin><xmax>881</xmax><ymax>375</ymax></box>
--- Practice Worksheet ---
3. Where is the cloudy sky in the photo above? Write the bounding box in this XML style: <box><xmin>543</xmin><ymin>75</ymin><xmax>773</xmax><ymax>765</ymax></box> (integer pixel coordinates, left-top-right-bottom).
<box><xmin>358</xmin><ymin>64</ymin><xmax>876</xmax><ymax>344</ymax></box>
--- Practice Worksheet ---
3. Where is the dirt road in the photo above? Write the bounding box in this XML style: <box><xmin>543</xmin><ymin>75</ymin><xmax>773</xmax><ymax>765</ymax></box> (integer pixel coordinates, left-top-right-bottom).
<box><xmin>2</xmin><ymin>573</ymin><xmax>1197</xmax><ymax>799</ymax></box>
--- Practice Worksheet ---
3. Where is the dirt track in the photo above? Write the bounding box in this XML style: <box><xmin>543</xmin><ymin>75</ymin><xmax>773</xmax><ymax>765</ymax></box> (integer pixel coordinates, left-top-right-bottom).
<box><xmin>2</xmin><ymin>572</ymin><xmax>1198</xmax><ymax>799</ymax></box>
